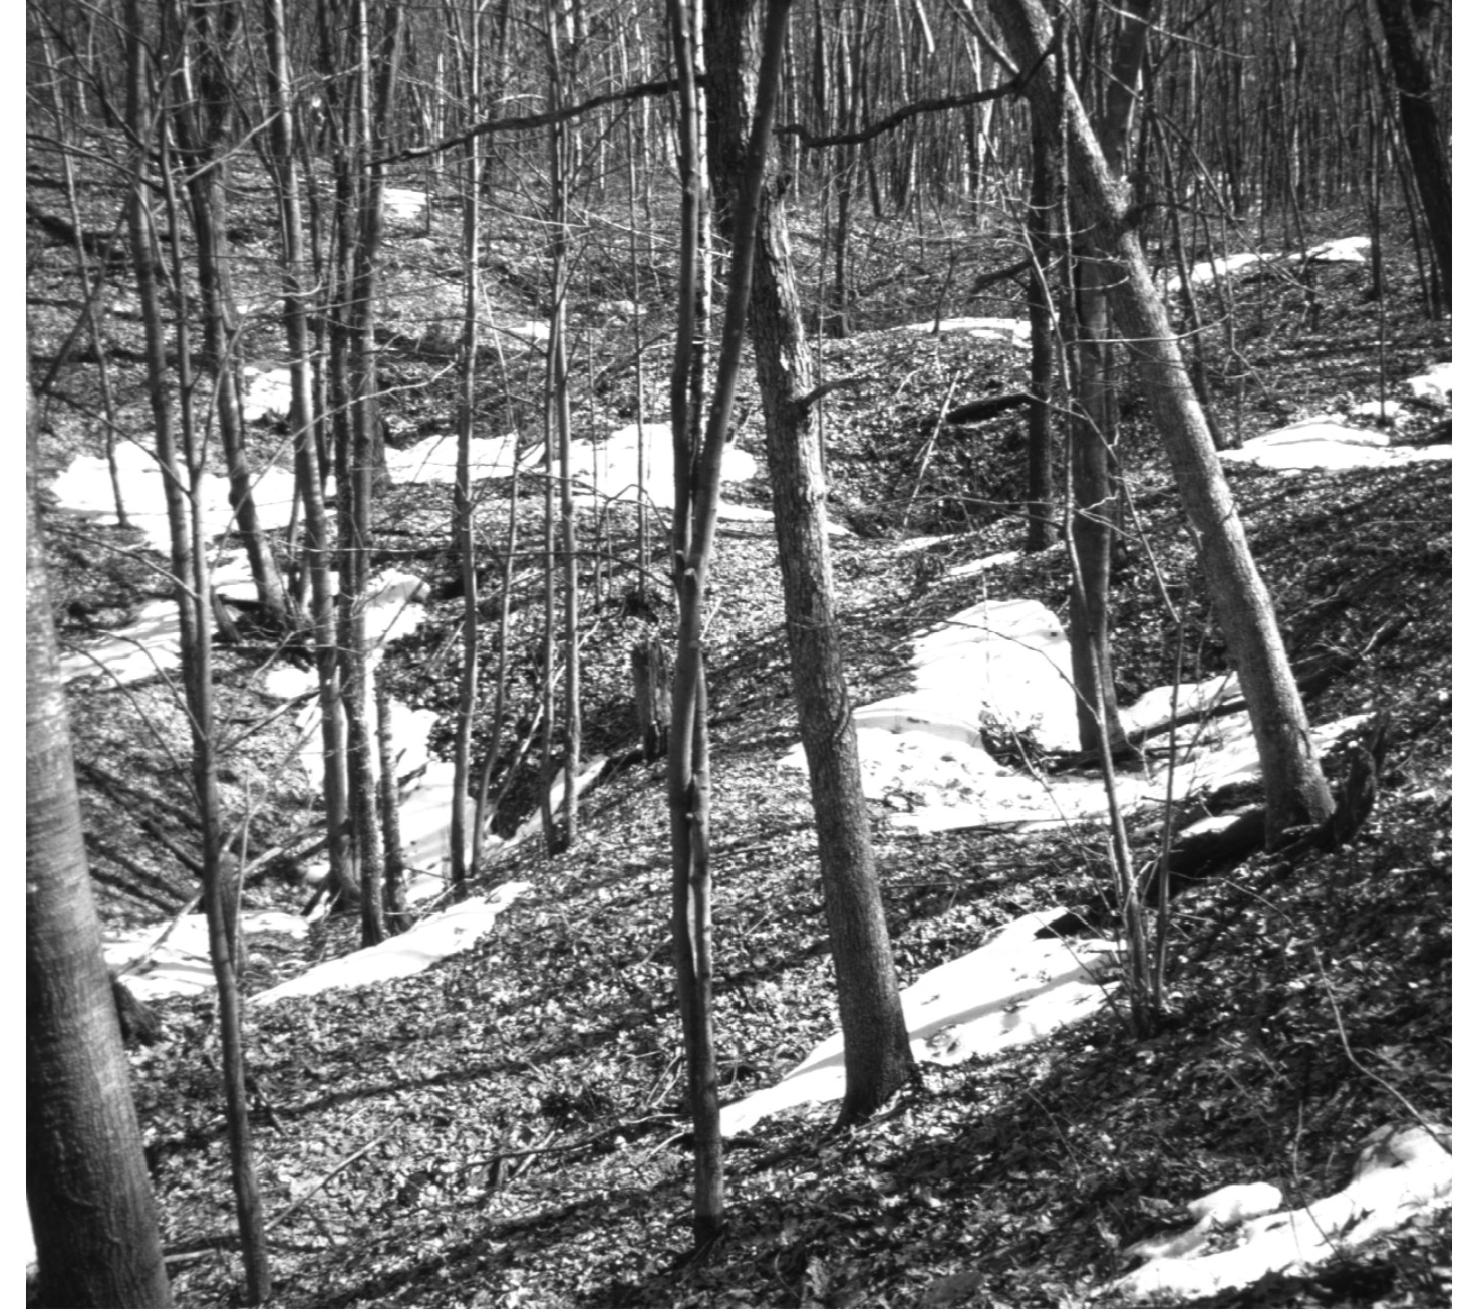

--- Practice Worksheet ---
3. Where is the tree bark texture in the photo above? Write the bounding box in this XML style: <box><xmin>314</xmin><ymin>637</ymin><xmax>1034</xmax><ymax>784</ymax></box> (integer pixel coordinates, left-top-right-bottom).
<box><xmin>707</xmin><ymin>0</ymin><xmax>914</xmax><ymax>1124</ymax></box>
<box><xmin>28</xmin><ymin>377</ymin><xmax>174</xmax><ymax>1310</ymax></box>
<box><xmin>987</xmin><ymin>0</ymin><xmax>1336</xmax><ymax>845</ymax></box>
<box><xmin>1373</xmin><ymin>0</ymin><xmax>1451</xmax><ymax>301</ymax></box>
<box><xmin>665</xmin><ymin>0</ymin><xmax>723</xmax><ymax>1247</ymax></box>
<box><xmin>1024</xmin><ymin>114</ymin><xmax>1056</xmax><ymax>552</ymax></box>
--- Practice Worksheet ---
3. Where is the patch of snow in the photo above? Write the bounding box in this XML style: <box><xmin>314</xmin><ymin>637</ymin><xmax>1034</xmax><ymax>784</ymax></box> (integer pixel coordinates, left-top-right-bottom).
<box><xmin>520</xmin><ymin>422</ymin><xmax>767</xmax><ymax>521</ymax></box>
<box><xmin>1303</xmin><ymin>235</ymin><xmax>1370</xmax><ymax>263</ymax></box>
<box><xmin>106</xmin><ymin>910</ymin><xmax>309</xmax><ymax>1002</ymax></box>
<box><xmin>947</xmin><ymin>549</ymin><xmax>1022</xmax><ymax>580</ymax></box>
<box><xmin>1120</xmin><ymin>672</ymin><xmax>1241</xmax><ymax>736</ymax></box>
<box><xmin>487</xmin><ymin>318</ymin><xmax>552</xmax><ymax>349</ymax></box>
<box><xmin>861</xmin><ymin>599</ymin><xmax>1081</xmax><ymax>754</ymax></box>
<box><xmin>385</xmin><ymin>432</ymin><xmax>520</xmax><ymax>483</ymax></box>
<box><xmin>381</xmin><ymin>188</ymin><xmax>427</xmax><ymax>221</ymax></box>
<box><xmin>780</xmin><ymin>597</ymin><xmax>1367</xmax><ymax>834</ymax></box>
<box><xmin>1221</xmin><ymin>420</ymin><xmax>1451</xmax><ymax>471</ymax></box>
<box><xmin>1407</xmin><ymin>361</ymin><xmax>1453</xmax><ymax>409</ymax></box>
<box><xmin>1111</xmin><ymin>1124</ymin><xmax>1451</xmax><ymax>1303</ymax></box>
<box><xmin>721</xmin><ymin>906</ymin><xmax>1119</xmax><ymax>1133</ymax></box>
<box><xmin>1168</xmin><ymin>251</ymin><xmax>1272</xmax><ymax>291</ymax></box>
<box><xmin>1350</xmin><ymin>399</ymin><xmax>1406</xmax><ymax>423</ymax></box>
<box><xmin>51</xmin><ymin>441</ymin><xmax>298</xmax><ymax>554</ymax></box>
<box><xmin>59</xmin><ymin>597</ymin><xmax>184</xmax><ymax>686</ymax></box>
<box><xmin>240</xmin><ymin>365</ymin><xmax>295</xmax><ymax>422</ymax></box>
<box><xmin>900</xmin><ymin>316</ymin><xmax>1031</xmax><ymax>347</ymax></box>
<box><xmin>361</xmin><ymin>570</ymin><xmax>430</xmax><ymax>651</ymax></box>
<box><xmin>250</xmin><ymin>882</ymin><xmax>531</xmax><ymax>1006</ymax></box>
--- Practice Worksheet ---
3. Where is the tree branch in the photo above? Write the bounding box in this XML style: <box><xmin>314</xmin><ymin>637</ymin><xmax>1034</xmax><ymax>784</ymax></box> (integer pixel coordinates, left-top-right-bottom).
<box><xmin>776</xmin><ymin>79</ymin><xmax>1026</xmax><ymax>148</ymax></box>
<box><xmin>797</xmin><ymin>373</ymin><xmax>875</xmax><ymax>411</ymax></box>
<box><xmin>383</xmin><ymin>78</ymin><xmax>681</xmax><ymax>163</ymax></box>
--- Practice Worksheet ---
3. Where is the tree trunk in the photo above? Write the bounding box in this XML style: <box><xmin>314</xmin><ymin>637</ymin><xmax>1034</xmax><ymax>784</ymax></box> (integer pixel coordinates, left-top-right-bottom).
<box><xmin>28</xmin><ymin>372</ymin><xmax>174</xmax><ymax>1310</ymax></box>
<box><xmin>1024</xmin><ymin>113</ymin><xmax>1056</xmax><ymax>552</ymax></box>
<box><xmin>987</xmin><ymin>0</ymin><xmax>1335</xmax><ymax>846</ymax></box>
<box><xmin>451</xmin><ymin>3</ymin><xmax>484</xmax><ymax>898</ymax></box>
<box><xmin>1373</xmin><ymin>0</ymin><xmax>1450</xmax><ymax>303</ymax></box>
<box><xmin>707</xmin><ymin>0</ymin><xmax>914</xmax><ymax>1125</ymax></box>
<box><xmin>261</xmin><ymin>0</ymin><xmax>351</xmax><ymax>903</ymax></box>
<box><xmin>665</xmin><ymin>0</ymin><xmax>723</xmax><ymax>1247</ymax></box>
<box><xmin>632</xmin><ymin>636</ymin><xmax>672</xmax><ymax>761</ymax></box>
<box><xmin>164</xmin><ymin>0</ymin><xmax>290</xmax><ymax>630</ymax></box>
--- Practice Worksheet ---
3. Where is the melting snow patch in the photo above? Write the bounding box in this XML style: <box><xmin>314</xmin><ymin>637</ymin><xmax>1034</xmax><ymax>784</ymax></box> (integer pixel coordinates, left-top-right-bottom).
<box><xmin>1111</xmin><ymin>1125</ymin><xmax>1451</xmax><ymax>1303</ymax></box>
<box><xmin>720</xmin><ymin>907</ymin><xmax>1118</xmax><ymax>1134</ymax></box>
<box><xmin>106</xmin><ymin>910</ymin><xmax>309</xmax><ymax>1002</ymax></box>
<box><xmin>1221</xmin><ymin>420</ymin><xmax>1451</xmax><ymax>471</ymax></box>
<box><xmin>51</xmin><ymin>442</ymin><xmax>298</xmax><ymax>554</ymax></box>
<box><xmin>251</xmin><ymin>882</ymin><xmax>531</xmax><ymax>1006</ymax></box>
<box><xmin>1303</xmin><ymin>235</ymin><xmax>1370</xmax><ymax>263</ymax></box>
<box><xmin>781</xmin><ymin>597</ymin><xmax>1367</xmax><ymax>833</ymax></box>
<box><xmin>382</xmin><ymin>188</ymin><xmax>427</xmax><ymax>221</ymax></box>
<box><xmin>861</xmin><ymin>599</ymin><xmax>1080</xmax><ymax>754</ymax></box>
<box><xmin>385</xmin><ymin>432</ymin><xmax>519</xmax><ymax>483</ymax></box>
<box><xmin>900</xmin><ymin>316</ymin><xmax>1030</xmax><ymax>346</ymax></box>
<box><xmin>1407</xmin><ymin>361</ymin><xmax>1454</xmax><ymax>409</ymax></box>
<box><xmin>520</xmin><ymin>422</ymin><xmax>767</xmax><ymax>520</ymax></box>
<box><xmin>1168</xmin><ymin>251</ymin><xmax>1272</xmax><ymax>291</ymax></box>
<box><xmin>241</xmin><ymin>365</ymin><xmax>295</xmax><ymax>422</ymax></box>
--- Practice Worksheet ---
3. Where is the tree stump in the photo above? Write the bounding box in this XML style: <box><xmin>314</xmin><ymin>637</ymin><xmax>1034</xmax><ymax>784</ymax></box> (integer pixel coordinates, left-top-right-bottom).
<box><xmin>631</xmin><ymin>637</ymin><xmax>671</xmax><ymax>761</ymax></box>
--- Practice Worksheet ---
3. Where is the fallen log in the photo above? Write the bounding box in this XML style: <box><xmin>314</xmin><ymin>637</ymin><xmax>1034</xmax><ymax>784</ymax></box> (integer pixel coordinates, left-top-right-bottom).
<box><xmin>921</xmin><ymin>390</ymin><xmax>1030</xmax><ymax>429</ymax></box>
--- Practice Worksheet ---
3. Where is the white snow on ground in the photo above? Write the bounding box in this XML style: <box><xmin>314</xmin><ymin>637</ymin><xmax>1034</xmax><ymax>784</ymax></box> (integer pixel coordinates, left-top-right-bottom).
<box><xmin>1110</xmin><ymin>1124</ymin><xmax>1452</xmax><ymax>1302</ymax></box>
<box><xmin>58</xmin><ymin>547</ymin><xmax>262</xmax><ymax>686</ymax></box>
<box><xmin>859</xmin><ymin>598</ymin><xmax>1081</xmax><ymax>754</ymax></box>
<box><xmin>1220</xmin><ymin>420</ymin><xmax>1452</xmax><ymax>471</ymax></box>
<box><xmin>520</xmin><ymin>421</ymin><xmax>768</xmax><ymax>521</ymax></box>
<box><xmin>105</xmin><ymin>910</ymin><xmax>309</xmax><ymax>1002</ymax></box>
<box><xmin>1302</xmin><ymin>235</ymin><xmax>1371</xmax><ymax>264</ymax></box>
<box><xmin>900</xmin><ymin>316</ymin><xmax>1031</xmax><ymax>347</ymax></box>
<box><xmin>240</xmin><ymin>365</ymin><xmax>295</xmax><ymax>421</ymax></box>
<box><xmin>1168</xmin><ymin>250</ymin><xmax>1270</xmax><ymax>290</ymax></box>
<box><xmin>780</xmin><ymin>596</ymin><xmax>1368</xmax><ymax>834</ymax></box>
<box><xmin>721</xmin><ymin>907</ymin><xmax>1120</xmax><ymax>1133</ymax></box>
<box><xmin>1407</xmin><ymin>361</ymin><xmax>1453</xmax><ymax>408</ymax></box>
<box><xmin>1168</xmin><ymin>237</ymin><xmax>1372</xmax><ymax>291</ymax></box>
<box><xmin>250</xmin><ymin>882</ymin><xmax>530</xmax><ymax>1007</ymax></box>
<box><xmin>51</xmin><ymin>439</ymin><xmax>298</xmax><ymax>554</ymax></box>
<box><xmin>381</xmin><ymin>188</ymin><xmax>427</xmax><ymax>221</ymax></box>
<box><xmin>385</xmin><ymin>431</ymin><xmax>520</xmax><ymax>483</ymax></box>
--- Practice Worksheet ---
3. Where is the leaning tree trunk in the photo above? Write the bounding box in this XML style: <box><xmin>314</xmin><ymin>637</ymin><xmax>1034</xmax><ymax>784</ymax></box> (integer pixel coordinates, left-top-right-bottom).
<box><xmin>707</xmin><ymin>0</ymin><xmax>915</xmax><ymax>1125</ymax></box>
<box><xmin>27</xmin><ymin>373</ymin><xmax>174</xmax><ymax>1310</ymax></box>
<box><xmin>987</xmin><ymin>0</ymin><xmax>1335</xmax><ymax>846</ymax></box>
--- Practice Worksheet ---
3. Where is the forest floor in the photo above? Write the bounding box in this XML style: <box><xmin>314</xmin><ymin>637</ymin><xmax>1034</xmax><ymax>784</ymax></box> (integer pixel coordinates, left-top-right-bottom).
<box><xmin>30</xmin><ymin>175</ymin><xmax>1452</xmax><ymax>1308</ymax></box>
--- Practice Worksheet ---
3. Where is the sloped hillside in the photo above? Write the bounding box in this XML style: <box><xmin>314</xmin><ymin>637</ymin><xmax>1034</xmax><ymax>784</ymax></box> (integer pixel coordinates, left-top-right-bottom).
<box><xmin>35</xmin><ymin>181</ymin><xmax>1450</xmax><ymax>1306</ymax></box>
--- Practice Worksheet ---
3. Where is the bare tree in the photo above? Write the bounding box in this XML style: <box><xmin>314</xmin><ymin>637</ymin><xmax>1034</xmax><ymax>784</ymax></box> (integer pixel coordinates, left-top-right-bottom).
<box><xmin>125</xmin><ymin>5</ymin><xmax>271</xmax><ymax>1294</ymax></box>
<box><xmin>706</xmin><ymin>0</ymin><xmax>915</xmax><ymax>1126</ymax></box>
<box><xmin>986</xmin><ymin>0</ymin><xmax>1336</xmax><ymax>846</ymax></box>
<box><xmin>664</xmin><ymin>0</ymin><xmax>723</xmax><ymax>1245</ymax></box>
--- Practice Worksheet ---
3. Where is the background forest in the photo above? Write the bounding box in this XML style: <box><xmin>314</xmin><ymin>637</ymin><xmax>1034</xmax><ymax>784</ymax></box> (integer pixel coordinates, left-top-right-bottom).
<box><xmin>25</xmin><ymin>0</ymin><xmax>1451</xmax><ymax>1306</ymax></box>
